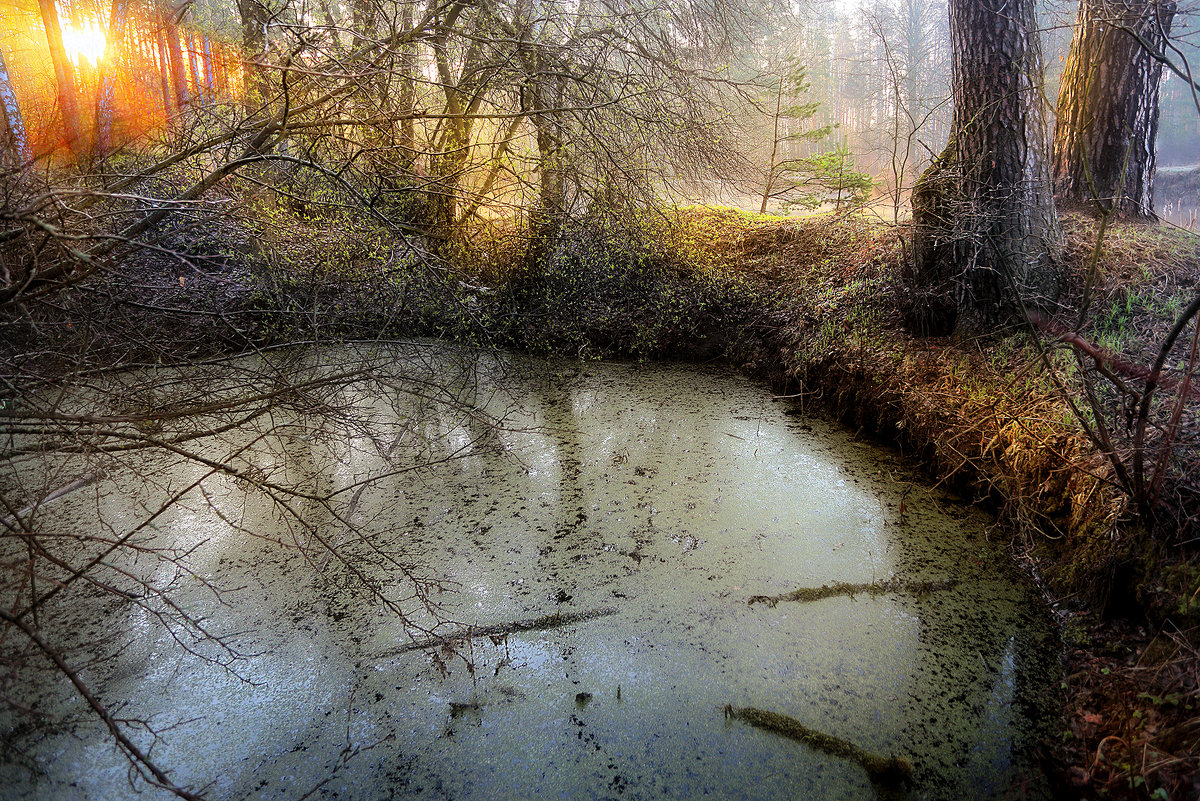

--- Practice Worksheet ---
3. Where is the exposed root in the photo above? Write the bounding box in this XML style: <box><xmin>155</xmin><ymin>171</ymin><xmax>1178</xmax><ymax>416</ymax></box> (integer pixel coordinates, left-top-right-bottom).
<box><xmin>747</xmin><ymin>578</ymin><xmax>958</xmax><ymax>607</ymax></box>
<box><xmin>723</xmin><ymin>704</ymin><xmax>913</xmax><ymax>786</ymax></box>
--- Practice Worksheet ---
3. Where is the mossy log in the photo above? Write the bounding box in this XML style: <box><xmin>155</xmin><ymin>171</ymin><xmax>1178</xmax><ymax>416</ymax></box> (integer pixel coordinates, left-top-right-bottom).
<box><xmin>747</xmin><ymin>578</ymin><xmax>957</xmax><ymax>608</ymax></box>
<box><xmin>724</xmin><ymin>705</ymin><xmax>913</xmax><ymax>786</ymax></box>
<box><xmin>379</xmin><ymin>607</ymin><xmax>618</xmax><ymax>656</ymax></box>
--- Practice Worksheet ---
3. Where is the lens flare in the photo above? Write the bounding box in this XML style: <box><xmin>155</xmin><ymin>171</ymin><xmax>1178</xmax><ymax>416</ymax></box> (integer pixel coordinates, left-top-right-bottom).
<box><xmin>61</xmin><ymin>22</ymin><xmax>107</xmax><ymax>66</ymax></box>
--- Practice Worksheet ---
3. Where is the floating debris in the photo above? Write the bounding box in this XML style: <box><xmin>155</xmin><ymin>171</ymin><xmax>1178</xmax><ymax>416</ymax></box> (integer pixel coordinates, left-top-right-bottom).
<box><xmin>723</xmin><ymin>705</ymin><xmax>912</xmax><ymax>787</ymax></box>
<box><xmin>378</xmin><ymin>607</ymin><xmax>619</xmax><ymax>657</ymax></box>
<box><xmin>747</xmin><ymin>578</ymin><xmax>958</xmax><ymax>607</ymax></box>
<box><xmin>449</xmin><ymin>701</ymin><xmax>482</xmax><ymax>718</ymax></box>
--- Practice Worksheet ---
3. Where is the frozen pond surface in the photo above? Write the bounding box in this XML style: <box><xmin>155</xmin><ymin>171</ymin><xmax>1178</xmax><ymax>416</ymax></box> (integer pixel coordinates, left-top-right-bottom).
<box><xmin>1</xmin><ymin>344</ymin><xmax>1055</xmax><ymax>800</ymax></box>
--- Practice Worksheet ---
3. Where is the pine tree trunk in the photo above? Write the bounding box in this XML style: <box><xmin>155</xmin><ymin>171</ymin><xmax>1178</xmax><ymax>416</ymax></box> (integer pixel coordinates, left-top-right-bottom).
<box><xmin>156</xmin><ymin>27</ymin><xmax>173</xmax><ymax>114</ymax></box>
<box><xmin>161</xmin><ymin>3</ymin><xmax>190</xmax><ymax>110</ymax></box>
<box><xmin>95</xmin><ymin>0</ymin><xmax>129</xmax><ymax>156</ymax></box>
<box><xmin>38</xmin><ymin>0</ymin><xmax>85</xmax><ymax>161</ymax></box>
<box><xmin>201</xmin><ymin>36</ymin><xmax>215</xmax><ymax>98</ymax></box>
<box><xmin>909</xmin><ymin>0</ymin><xmax>1062</xmax><ymax>335</ymax></box>
<box><xmin>187</xmin><ymin>32</ymin><xmax>203</xmax><ymax>104</ymax></box>
<box><xmin>1053</xmin><ymin>0</ymin><xmax>1176</xmax><ymax>218</ymax></box>
<box><xmin>237</xmin><ymin>0</ymin><xmax>269</xmax><ymax>105</ymax></box>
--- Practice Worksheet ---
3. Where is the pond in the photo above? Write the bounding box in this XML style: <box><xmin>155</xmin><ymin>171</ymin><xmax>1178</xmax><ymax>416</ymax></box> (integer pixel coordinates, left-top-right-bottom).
<box><xmin>0</xmin><ymin>343</ymin><xmax>1056</xmax><ymax>800</ymax></box>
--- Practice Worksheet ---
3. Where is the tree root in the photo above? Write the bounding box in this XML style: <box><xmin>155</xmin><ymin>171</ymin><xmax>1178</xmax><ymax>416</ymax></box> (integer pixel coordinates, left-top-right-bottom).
<box><xmin>747</xmin><ymin>578</ymin><xmax>957</xmax><ymax>607</ymax></box>
<box><xmin>379</xmin><ymin>607</ymin><xmax>618</xmax><ymax>656</ymax></box>
<box><xmin>723</xmin><ymin>704</ymin><xmax>913</xmax><ymax>787</ymax></box>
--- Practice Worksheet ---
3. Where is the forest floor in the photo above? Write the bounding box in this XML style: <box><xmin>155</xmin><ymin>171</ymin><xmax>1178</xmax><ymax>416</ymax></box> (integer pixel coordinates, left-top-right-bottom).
<box><xmin>6</xmin><ymin>193</ymin><xmax>1200</xmax><ymax>799</ymax></box>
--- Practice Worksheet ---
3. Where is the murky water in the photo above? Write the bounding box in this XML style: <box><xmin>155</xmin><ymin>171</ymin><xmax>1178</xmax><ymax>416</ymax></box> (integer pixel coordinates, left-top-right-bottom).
<box><xmin>1</xmin><ymin>344</ymin><xmax>1056</xmax><ymax>800</ymax></box>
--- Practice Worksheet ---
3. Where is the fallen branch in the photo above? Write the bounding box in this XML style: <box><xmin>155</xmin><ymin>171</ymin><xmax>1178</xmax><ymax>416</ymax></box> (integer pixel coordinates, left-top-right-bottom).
<box><xmin>724</xmin><ymin>704</ymin><xmax>913</xmax><ymax>786</ymax></box>
<box><xmin>378</xmin><ymin>607</ymin><xmax>618</xmax><ymax>657</ymax></box>
<box><xmin>747</xmin><ymin>578</ymin><xmax>957</xmax><ymax>607</ymax></box>
<box><xmin>1</xmin><ymin>471</ymin><xmax>101</xmax><ymax>531</ymax></box>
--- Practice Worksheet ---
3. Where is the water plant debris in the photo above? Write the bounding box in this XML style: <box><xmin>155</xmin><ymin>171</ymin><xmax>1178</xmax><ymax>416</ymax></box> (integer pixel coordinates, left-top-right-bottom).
<box><xmin>747</xmin><ymin>578</ymin><xmax>958</xmax><ymax>607</ymax></box>
<box><xmin>723</xmin><ymin>704</ymin><xmax>913</xmax><ymax>786</ymax></box>
<box><xmin>378</xmin><ymin>607</ymin><xmax>619</xmax><ymax>656</ymax></box>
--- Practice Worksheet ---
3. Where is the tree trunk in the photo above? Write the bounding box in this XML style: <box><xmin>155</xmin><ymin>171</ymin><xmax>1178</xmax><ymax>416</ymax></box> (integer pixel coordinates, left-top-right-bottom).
<box><xmin>161</xmin><ymin>3</ymin><xmax>190</xmax><ymax>111</ymax></box>
<box><xmin>909</xmin><ymin>0</ymin><xmax>1062</xmax><ymax>335</ymax></box>
<box><xmin>186</xmin><ymin>32</ymin><xmax>203</xmax><ymax>104</ymax></box>
<box><xmin>1053</xmin><ymin>0</ymin><xmax>1176</xmax><ymax>218</ymax></box>
<box><xmin>37</xmin><ymin>0</ymin><xmax>85</xmax><ymax>161</ymax></box>
<box><xmin>0</xmin><ymin>47</ymin><xmax>31</xmax><ymax>164</ymax></box>
<box><xmin>95</xmin><ymin>0</ymin><xmax>130</xmax><ymax>156</ymax></box>
<box><xmin>156</xmin><ymin>26</ymin><xmax>173</xmax><ymax>114</ymax></box>
<box><xmin>201</xmin><ymin>35</ymin><xmax>215</xmax><ymax>99</ymax></box>
<box><xmin>237</xmin><ymin>0</ymin><xmax>269</xmax><ymax>105</ymax></box>
<box><xmin>397</xmin><ymin>1</ymin><xmax>416</xmax><ymax>166</ymax></box>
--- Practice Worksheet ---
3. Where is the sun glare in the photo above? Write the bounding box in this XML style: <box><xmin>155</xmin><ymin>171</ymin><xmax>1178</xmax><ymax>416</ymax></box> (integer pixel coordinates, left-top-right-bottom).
<box><xmin>61</xmin><ymin>22</ymin><xmax>107</xmax><ymax>66</ymax></box>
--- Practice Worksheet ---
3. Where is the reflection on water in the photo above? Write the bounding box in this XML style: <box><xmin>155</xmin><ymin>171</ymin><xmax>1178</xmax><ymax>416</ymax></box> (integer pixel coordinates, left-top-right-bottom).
<box><xmin>0</xmin><ymin>344</ymin><xmax>1056</xmax><ymax>800</ymax></box>
<box><xmin>1160</xmin><ymin>200</ymin><xmax>1199</xmax><ymax>230</ymax></box>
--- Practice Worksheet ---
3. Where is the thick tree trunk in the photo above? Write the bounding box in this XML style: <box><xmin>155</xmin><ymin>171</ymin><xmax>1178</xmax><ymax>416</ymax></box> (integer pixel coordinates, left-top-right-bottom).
<box><xmin>161</xmin><ymin>3</ymin><xmax>190</xmax><ymax>111</ymax></box>
<box><xmin>38</xmin><ymin>0</ymin><xmax>85</xmax><ymax>161</ymax></box>
<box><xmin>1053</xmin><ymin>0</ymin><xmax>1176</xmax><ymax>218</ymax></box>
<box><xmin>909</xmin><ymin>0</ymin><xmax>1062</xmax><ymax>335</ymax></box>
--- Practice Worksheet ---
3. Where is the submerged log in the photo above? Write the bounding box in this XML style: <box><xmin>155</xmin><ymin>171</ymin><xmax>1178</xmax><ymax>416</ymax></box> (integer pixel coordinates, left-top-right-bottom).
<box><xmin>747</xmin><ymin>578</ymin><xmax>957</xmax><ymax>608</ymax></box>
<box><xmin>379</xmin><ymin>607</ymin><xmax>618</xmax><ymax>657</ymax></box>
<box><xmin>724</xmin><ymin>704</ymin><xmax>913</xmax><ymax>786</ymax></box>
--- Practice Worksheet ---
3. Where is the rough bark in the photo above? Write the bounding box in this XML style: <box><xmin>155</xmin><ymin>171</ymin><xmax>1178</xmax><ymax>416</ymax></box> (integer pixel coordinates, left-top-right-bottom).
<box><xmin>909</xmin><ymin>0</ymin><xmax>1062</xmax><ymax>335</ymax></box>
<box><xmin>1053</xmin><ymin>0</ymin><xmax>1176</xmax><ymax>218</ymax></box>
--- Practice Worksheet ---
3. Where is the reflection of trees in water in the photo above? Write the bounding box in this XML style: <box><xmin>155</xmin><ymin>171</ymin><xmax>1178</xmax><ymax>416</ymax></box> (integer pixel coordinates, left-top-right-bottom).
<box><xmin>528</xmin><ymin>366</ymin><xmax>592</xmax><ymax>606</ymax></box>
<box><xmin>0</xmin><ymin>343</ymin><xmax>519</xmax><ymax>798</ymax></box>
<box><xmin>891</xmin><ymin>550</ymin><xmax>1056</xmax><ymax>797</ymax></box>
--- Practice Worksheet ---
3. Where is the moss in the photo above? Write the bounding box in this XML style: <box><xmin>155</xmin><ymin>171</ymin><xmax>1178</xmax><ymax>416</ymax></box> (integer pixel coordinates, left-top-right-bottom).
<box><xmin>724</xmin><ymin>705</ymin><xmax>913</xmax><ymax>786</ymax></box>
